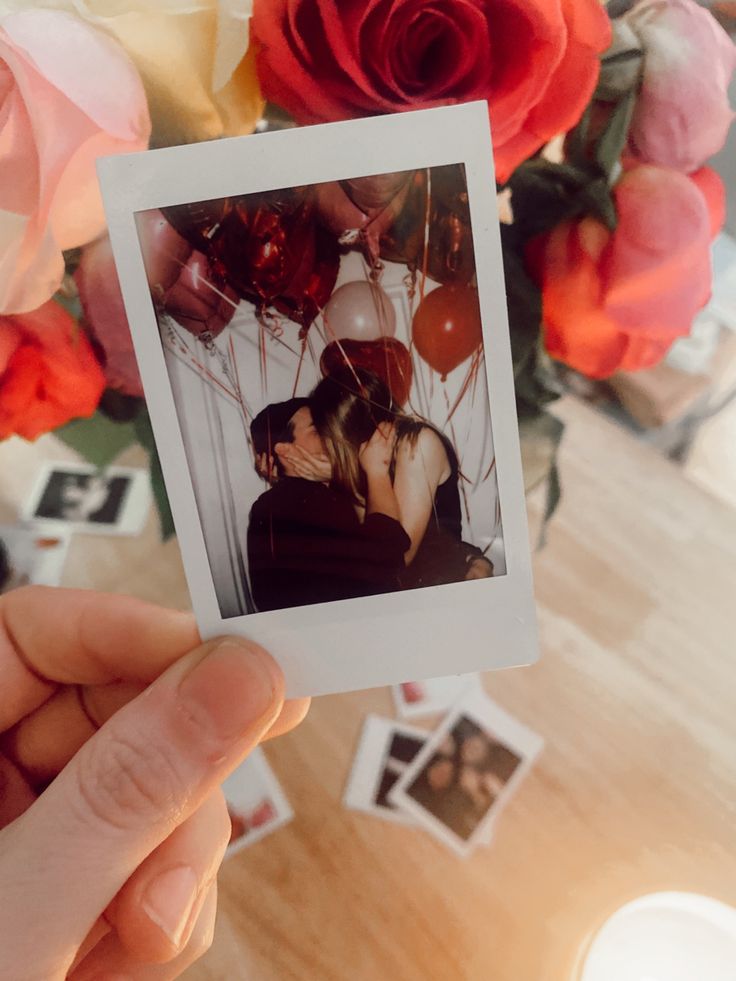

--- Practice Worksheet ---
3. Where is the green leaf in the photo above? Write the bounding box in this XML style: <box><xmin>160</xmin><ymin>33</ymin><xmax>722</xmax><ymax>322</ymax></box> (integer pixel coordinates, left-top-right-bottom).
<box><xmin>507</xmin><ymin>160</ymin><xmax>616</xmax><ymax>242</ymax></box>
<box><xmin>517</xmin><ymin>406</ymin><xmax>565</xmax><ymax>547</ymax></box>
<box><xmin>134</xmin><ymin>408</ymin><xmax>175</xmax><ymax>540</ymax></box>
<box><xmin>56</xmin><ymin>411</ymin><xmax>139</xmax><ymax>468</ymax></box>
<box><xmin>595</xmin><ymin>88</ymin><xmax>637</xmax><ymax>181</ymax></box>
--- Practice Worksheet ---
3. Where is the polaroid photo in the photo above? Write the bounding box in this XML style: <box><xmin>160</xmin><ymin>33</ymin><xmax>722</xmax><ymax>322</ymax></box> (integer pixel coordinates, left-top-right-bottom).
<box><xmin>0</xmin><ymin>524</ymin><xmax>71</xmax><ymax>594</ymax></box>
<box><xmin>344</xmin><ymin>714</ymin><xmax>494</xmax><ymax>845</ymax></box>
<box><xmin>222</xmin><ymin>747</ymin><xmax>293</xmax><ymax>858</ymax></box>
<box><xmin>99</xmin><ymin>101</ymin><xmax>538</xmax><ymax>698</ymax></box>
<box><xmin>392</xmin><ymin>673</ymin><xmax>482</xmax><ymax>720</ymax></box>
<box><xmin>22</xmin><ymin>463</ymin><xmax>151</xmax><ymax>536</ymax></box>
<box><xmin>389</xmin><ymin>688</ymin><xmax>543</xmax><ymax>856</ymax></box>
<box><xmin>344</xmin><ymin>715</ymin><xmax>428</xmax><ymax>825</ymax></box>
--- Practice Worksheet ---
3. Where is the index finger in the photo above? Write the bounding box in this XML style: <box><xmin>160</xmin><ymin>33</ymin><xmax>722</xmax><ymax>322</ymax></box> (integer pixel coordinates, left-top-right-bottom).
<box><xmin>0</xmin><ymin>586</ymin><xmax>199</xmax><ymax>731</ymax></box>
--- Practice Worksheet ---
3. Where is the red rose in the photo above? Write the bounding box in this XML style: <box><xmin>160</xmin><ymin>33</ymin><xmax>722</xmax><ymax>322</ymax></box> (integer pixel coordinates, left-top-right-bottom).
<box><xmin>0</xmin><ymin>300</ymin><xmax>105</xmax><ymax>440</ymax></box>
<box><xmin>526</xmin><ymin>165</ymin><xmax>716</xmax><ymax>379</ymax></box>
<box><xmin>252</xmin><ymin>0</ymin><xmax>611</xmax><ymax>183</ymax></box>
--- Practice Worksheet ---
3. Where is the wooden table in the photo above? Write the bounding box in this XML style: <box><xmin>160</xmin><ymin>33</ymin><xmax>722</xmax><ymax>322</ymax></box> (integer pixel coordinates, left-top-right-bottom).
<box><xmin>1</xmin><ymin>397</ymin><xmax>735</xmax><ymax>981</ymax></box>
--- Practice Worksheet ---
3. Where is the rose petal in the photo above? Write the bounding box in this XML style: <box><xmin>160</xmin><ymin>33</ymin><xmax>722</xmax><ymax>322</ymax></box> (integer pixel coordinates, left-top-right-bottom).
<box><xmin>2</xmin><ymin>9</ymin><xmax>150</xmax><ymax>142</ymax></box>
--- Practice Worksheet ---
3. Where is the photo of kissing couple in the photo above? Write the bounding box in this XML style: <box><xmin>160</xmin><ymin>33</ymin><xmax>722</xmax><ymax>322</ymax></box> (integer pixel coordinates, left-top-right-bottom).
<box><xmin>135</xmin><ymin>161</ymin><xmax>506</xmax><ymax>619</ymax></box>
<box><xmin>248</xmin><ymin>366</ymin><xmax>495</xmax><ymax>613</ymax></box>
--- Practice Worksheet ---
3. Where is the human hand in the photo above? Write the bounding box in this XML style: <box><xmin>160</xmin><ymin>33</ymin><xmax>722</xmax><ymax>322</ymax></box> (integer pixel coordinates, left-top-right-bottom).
<box><xmin>274</xmin><ymin>442</ymin><xmax>332</xmax><ymax>482</ymax></box>
<box><xmin>358</xmin><ymin>422</ymin><xmax>396</xmax><ymax>479</ymax></box>
<box><xmin>255</xmin><ymin>451</ymin><xmax>278</xmax><ymax>484</ymax></box>
<box><xmin>0</xmin><ymin>586</ymin><xmax>309</xmax><ymax>981</ymax></box>
<box><xmin>465</xmin><ymin>555</ymin><xmax>494</xmax><ymax>580</ymax></box>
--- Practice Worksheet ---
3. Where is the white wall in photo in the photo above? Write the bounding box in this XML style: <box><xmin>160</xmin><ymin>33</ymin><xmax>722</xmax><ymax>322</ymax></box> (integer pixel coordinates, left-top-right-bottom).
<box><xmin>162</xmin><ymin>250</ymin><xmax>506</xmax><ymax>618</ymax></box>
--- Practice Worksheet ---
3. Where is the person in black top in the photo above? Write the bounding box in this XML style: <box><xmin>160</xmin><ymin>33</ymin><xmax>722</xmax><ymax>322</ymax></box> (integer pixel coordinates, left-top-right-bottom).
<box><xmin>308</xmin><ymin>367</ymin><xmax>493</xmax><ymax>590</ymax></box>
<box><xmin>247</xmin><ymin>398</ymin><xmax>410</xmax><ymax>612</ymax></box>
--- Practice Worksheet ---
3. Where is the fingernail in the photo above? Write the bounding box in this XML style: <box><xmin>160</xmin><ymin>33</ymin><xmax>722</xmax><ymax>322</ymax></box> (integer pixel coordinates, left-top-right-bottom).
<box><xmin>142</xmin><ymin>865</ymin><xmax>198</xmax><ymax>949</ymax></box>
<box><xmin>178</xmin><ymin>639</ymin><xmax>283</xmax><ymax>745</ymax></box>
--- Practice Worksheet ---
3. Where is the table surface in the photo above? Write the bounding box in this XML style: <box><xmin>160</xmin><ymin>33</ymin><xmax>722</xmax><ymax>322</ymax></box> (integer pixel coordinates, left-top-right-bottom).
<box><xmin>1</xmin><ymin>397</ymin><xmax>735</xmax><ymax>981</ymax></box>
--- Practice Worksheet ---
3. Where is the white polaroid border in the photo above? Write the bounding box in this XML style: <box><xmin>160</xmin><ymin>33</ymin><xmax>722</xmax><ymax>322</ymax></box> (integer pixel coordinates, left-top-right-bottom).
<box><xmin>391</xmin><ymin>673</ymin><xmax>482</xmax><ymax>720</ymax></box>
<box><xmin>343</xmin><ymin>715</ymin><xmax>428</xmax><ymax>826</ymax></box>
<box><xmin>0</xmin><ymin>524</ymin><xmax>71</xmax><ymax>590</ymax></box>
<box><xmin>99</xmin><ymin>102</ymin><xmax>538</xmax><ymax>698</ymax></box>
<box><xmin>388</xmin><ymin>688</ymin><xmax>543</xmax><ymax>856</ymax></box>
<box><xmin>22</xmin><ymin>463</ymin><xmax>151</xmax><ymax>537</ymax></box>
<box><xmin>222</xmin><ymin>747</ymin><xmax>293</xmax><ymax>857</ymax></box>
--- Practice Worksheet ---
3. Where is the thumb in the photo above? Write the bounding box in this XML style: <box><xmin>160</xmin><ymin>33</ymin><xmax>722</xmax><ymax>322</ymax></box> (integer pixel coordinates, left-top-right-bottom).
<box><xmin>0</xmin><ymin>636</ymin><xmax>283</xmax><ymax>975</ymax></box>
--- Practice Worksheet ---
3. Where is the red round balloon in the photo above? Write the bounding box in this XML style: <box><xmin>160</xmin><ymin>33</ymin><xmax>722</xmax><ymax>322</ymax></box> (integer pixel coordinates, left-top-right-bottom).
<box><xmin>163</xmin><ymin>250</ymin><xmax>238</xmax><ymax>340</ymax></box>
<box><xmin>412</xmin><ymin>285</ymin><xmax>482</xmax><ymax>380</ymax></box>
<box><xmin>137</xmin><ymin>209</ymin><xmax>192</xmax><ymax>297</ymax></box>
<box><xmin>320</xmin><ymin>337</ymin><xmax>413</xmax><ymax>406</ymax></box>
<box><xmin>342</xmin><ymin>172</ymin><xmax>413</xmax><ymax>215</ymax></box>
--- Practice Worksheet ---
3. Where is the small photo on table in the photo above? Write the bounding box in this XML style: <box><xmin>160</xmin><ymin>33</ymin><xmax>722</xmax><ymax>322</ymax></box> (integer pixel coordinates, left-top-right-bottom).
<box><xmin>0</xmin><ymin>524</ymin><xmax>71</xmax><ymax>595</ymax></box>
<box><xmin>392</xmin><ymin>673</ymin><xmax>481</xmax><ymax>719</ymax></box>
<box><xmin>390</xmin><ymin>690</ymin><xmax>543</xmax><ymax>855</ymax></box>
<box><xmin>22</xmin><ymin>463</ymin><xmax>151</xmax><ymax>536</ymax></box>
<box><xmin>344</xmin><ymin>715</ymin><xmax>427</xmax><ymax>825</ymax></box>
<box><xmin>223</xmin><ymin>748</ymin><xmax>293</xmax><ymax>857</ymax></box>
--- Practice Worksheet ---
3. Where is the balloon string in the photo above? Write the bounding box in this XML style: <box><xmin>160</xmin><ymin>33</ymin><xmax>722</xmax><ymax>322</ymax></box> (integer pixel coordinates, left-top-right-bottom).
<box><xmin>442</xmin><ymin>383</ymin><xmax>472</xmax><ymax>530</ymax></box>
<box><xmin>443</xmin><ymin>348</ymin><xmax>482</xmax><ymax>426</ymax></box>
<box><xmin>292</xmin><ymin>335</ymin><xmax>308</xmax><ymax>397</ymax></box>
<box><xmin>157</xmin><ymin>246</ymin><xmax>302</xmax><ymax>359</ymax></box>
<box><xmin>162</xmin><ymin>319</ymin><xmax>239</xmax><ymax>403</ymax></box>
<box><xmin>418</xmin><ymin>168</ymin><xmax>432</xmax><ymax>306</ymax></box>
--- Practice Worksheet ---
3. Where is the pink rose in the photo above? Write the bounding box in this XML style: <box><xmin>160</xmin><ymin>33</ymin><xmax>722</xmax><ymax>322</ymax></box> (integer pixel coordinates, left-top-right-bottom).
<box><xmin>0</xmin><ymin>9</ymin><xmax>150</xmax><ymax>314</ymax></box>
<box><xmin>75</xmin><ymin>235</ymin><xmax>144</xmax><ymax>398</ymax></box>
<box><xmin>526</xmin><ymin>165</ymin><xmax>715</xmax><ymax>378</ymax></box>
<box><xmin>625</xmin><ymin>0</ymin><xmax>736</xmax><ymax>173</ymax></box>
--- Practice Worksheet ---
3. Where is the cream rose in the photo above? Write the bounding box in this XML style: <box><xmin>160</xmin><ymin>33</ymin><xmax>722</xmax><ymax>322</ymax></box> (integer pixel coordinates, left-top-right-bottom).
<box><xmin>0</xmin><ymin>0</ymin><xmax>262</xmax><ymax>146</ymax></box>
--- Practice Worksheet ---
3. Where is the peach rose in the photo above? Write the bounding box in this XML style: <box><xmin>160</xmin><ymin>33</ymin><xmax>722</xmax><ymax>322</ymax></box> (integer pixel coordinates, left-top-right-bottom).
<box><xmin>527</xmin><ymin>165</ymin><xmax>715</xmax><ymax>378</ymax></box>
<box><xmin>0</xmin><ymin>9</ymin><xmax>150</xmax><ymax>314</ymax></box>
<box><xmin>0</xmin><ymin>300</ymin><xmax>105</xmax><ymax>440</ymax></box>
<box><xmin>0</xmin><ymin>0</ymin><xmax>263</xmax><ymax>146</ymax></box>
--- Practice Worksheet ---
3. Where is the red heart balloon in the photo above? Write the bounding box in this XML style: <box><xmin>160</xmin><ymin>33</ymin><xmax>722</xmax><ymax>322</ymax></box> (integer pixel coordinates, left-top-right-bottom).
<box><xmin>320</xmin><ymin>337</ymin><xmax>413</xmax><ymax>406</ymax></box>
<box><xmin>412</xmin><ymin>285</ymin><xmax>482</xmax><ymax>380</ymax></box>
<box><xmin>214</xmin><ymin>190</ymin><xmax>312</xmax><ymax>303</ymax></box>
<box><xmin>272</xmin><ymin>222</ymin><xmax>340</xmax><ymax>336</ymax></box>
<box><xmin>161</xmin><ymin>198</ymin><xmax>231</xmax><ymax>253</ymax></box>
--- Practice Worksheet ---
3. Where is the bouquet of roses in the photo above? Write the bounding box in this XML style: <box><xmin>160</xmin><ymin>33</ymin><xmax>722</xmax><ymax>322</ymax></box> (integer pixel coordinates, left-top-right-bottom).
<box><xmin>0</xmin><ymin>0</ymin><xmax>733</xmax><ymax>532</ymax></box>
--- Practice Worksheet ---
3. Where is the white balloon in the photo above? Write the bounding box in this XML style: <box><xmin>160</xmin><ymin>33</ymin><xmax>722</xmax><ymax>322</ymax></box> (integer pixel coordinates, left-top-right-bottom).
<box><xmin>323</xmin><ymin>281</ymin><xmax>396</xmax><ymax>342</ymax></box>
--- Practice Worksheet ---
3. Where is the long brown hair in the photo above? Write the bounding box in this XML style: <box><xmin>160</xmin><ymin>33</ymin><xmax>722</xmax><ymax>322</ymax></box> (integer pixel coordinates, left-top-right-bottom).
<box><xmin>310</xmin><ymin>367</ymin><xmax>429</xmax><ymax>501</ymax></box>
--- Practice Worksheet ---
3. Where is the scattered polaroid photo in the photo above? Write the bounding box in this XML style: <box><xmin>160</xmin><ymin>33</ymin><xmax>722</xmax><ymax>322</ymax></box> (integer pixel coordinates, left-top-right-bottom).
<box><xmin>344</xmin><ymin>714</ymin><xmax>494</xmax><ymax>846</ymax></box>
<box><xmin>344</xmin><ymin>715</ymin><xmax>427</xmax><ymax>826</ymax></box>
<box><xmin>22</xmin><ymin>463</ymin><xmax>151</xmax><ymax>536</ymax></box>
<box><xmin>0</xmin><ymin>524</ymin><xmax>71</xmax><ymax>594</ymax></box>
<box><xmin>392</xmin><ymin>673</ymin><xmax>482</xmax><ymax>720</ymax></box>
<box><xmin>389</xmin><ymin>689</ymin><xmax>543</xmax><ymax>856</ymax></box>
<box><xmin>222</xmin><ymin>747</ymin><xmax>293</xmax><ymax>857</ymax></box>
<box><xmin>100</xmin><ymin>101</ymin><xmax>539</xmax><ymax>698</ymax></box>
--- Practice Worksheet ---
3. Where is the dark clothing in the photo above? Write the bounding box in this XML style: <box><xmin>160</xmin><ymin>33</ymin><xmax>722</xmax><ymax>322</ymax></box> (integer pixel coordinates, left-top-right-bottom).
<box><xmin>395</xmin><ymin>428</ymin><xmax>485</xmax><ymax>590</ymax></box>
<box><xmin>247</xmin><ymin>478</ymin><xmax>411</xmax><ymax>612</ymax></box>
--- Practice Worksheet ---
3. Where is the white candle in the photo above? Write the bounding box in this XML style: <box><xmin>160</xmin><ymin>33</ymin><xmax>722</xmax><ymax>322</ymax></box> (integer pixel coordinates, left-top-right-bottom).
<box><xmin>579</xmin><ymin>892</ymin><xmax>736</xmax><ymax>981</ymax></box>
